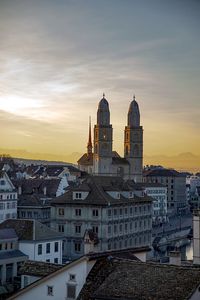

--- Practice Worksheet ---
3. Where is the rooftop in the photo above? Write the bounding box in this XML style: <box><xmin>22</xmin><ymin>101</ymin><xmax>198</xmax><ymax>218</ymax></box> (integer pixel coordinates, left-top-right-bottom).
<box><xmin>51</xmin><ymin>176</ymin><xmax>152</xmax><ymax>206</ymax></box>
<box><xmin>78</xmin><ymin>257</ymin><xmax>200</xmax><ymax>300</ymax></box>
<box><xmin>19</xmin><ymin>260</ymin><xmax>63</xmax><ymax>277</ymax></box>
<box><xmin>0</xmin><ymin>219</ymin><xmax>63</xmax><ymax>241</ymax></box>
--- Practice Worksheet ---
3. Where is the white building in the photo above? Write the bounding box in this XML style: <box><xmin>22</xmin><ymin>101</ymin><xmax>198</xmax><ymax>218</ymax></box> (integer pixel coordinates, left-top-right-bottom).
<box><xmin>0</xmin><ymin>219</ymin><xmax>63</xmax><ymax>264</ymax></box>
<box><xmin>143</xmin><ymin>184</ymin><xmax>167</xmax><ymax>224</ymax></box>
<box><xmin>8</xmin><ymin>247</ymin><xmax>149</xmax><ymax>300</ymax></box>
<box><xmin>0</xmin><ymin>171</ymin><xmax>17</xmax><ymax>223</ymax></box>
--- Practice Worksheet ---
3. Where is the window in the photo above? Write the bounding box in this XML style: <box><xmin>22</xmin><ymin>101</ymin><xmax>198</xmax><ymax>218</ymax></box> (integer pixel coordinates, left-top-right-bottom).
<box><xmin>69</xmin><ymin>274</ymin><xmax>76</xmax><ymax>281</ymax></box>
<box><xmin>75</xmin><ymin>225</ymin><xmax>81</xmax><ymax>234</ymax></box>
<box><xmin>74</xmin><ymin>242</ymin><xmax>81</xmax><ymax>253</ymax></box>
<box><xmin>27</xmin><ymin>211</ymin><xmax>32</xmax><ymax>218</ymax></box>
<box><xmin>119</xmin><ymin>224</ymin><xmax>123</xmax><ymax>233</ymax></box>
<box><xmin>107</xmin><ymin>209</ymin><xmax>112</xmax><ymax>217</ymax></box>
<box><xmin>67</xmin><ymin>284</ymin><xmax>76</xmax><ymax>299</ymax></box>
<box><xmin>108</xmin><ymin>226</ymin><xmax>111</xmax><ymax>235</ymax></box>
<box><xmin>92</xmin><ymin>226</ymin><xmax>98</xmax><ymax>234</ymax></box>
<box><xmin>46</xmin><ymin>259</ymin><xmax>50</xmax><ymax>263</ymax></box>
<box><xmin>58</xmin><ymin>208</ymin><xmax>64</xmax><ymax>216</ymax></box>
<box><xmin>0</xmin><ymin>203</ymin><xmax>4</xmax><ymax>210</ymax></box>
<box><xmin>46</xmin><ymin>243</ymin><xmax>50</xmax><ymax>254</ymax></box>
<box><xmin>75</xmin><ymin>193</ymin><xmax>82</xmax><ymax>199</ymax></box>
<box><xmin>54</xmin><ymin>242</ymin><xmax>59</xmax><ymax>252</ymax></box>
<box><xmin>54</xmin><ymin>258</ymin><xmax>58</xmax><ymax>264</ymax></box>
<box><xmin>38</xmin><ymin>244</ymin><xmax>42</xmax><ymax>255</ymax></box>
<box><xmin>47</xmin><ymin>286</ymin><xmax>53</xmax><ymax>296</ymax></box>
<box><xmin>125</xmin><ymin>223</ymin><xmax>128</xmax><ymax>233</ymax></box>
<box><xmin>119</xmin><ymin>208</ymin><xmax>123</xmax><ymax>216</ymax></box>
<box><xmin>114</xmin><ymin>209</ymin><xmax>117</xmax><ymax>217</ymax></box>
<box><xmin>125</xmin><ymin>208</ymin><xmax>128</xmax><ymax>215</ymax></box>
<box><xmin>75</xmin><ymin>209</ymin><xmax>81</xmax><ymax>216</ymax></box>
<box><xmin>92</xmin><ymin>209</ymin><xmax>99</xmax><ymax>217</ymax></box>
<box><xmin>0</xmin><ymin>180</ymin><xmax>5</xmax><ymax>185</ymax></box>
<box><xmin>114</xmin><ymin>225</ymin><xmax>117</xmax><ymax>234</ymax></box>
<box><xmin>130</xmin><ymin>207</ymin><xmax>133</xmax><ymax>215</ymax></box>
<box><xmin>58</xmin><ymin>225</ymin><xmax>64</xmax><ymax>232</ymax></box>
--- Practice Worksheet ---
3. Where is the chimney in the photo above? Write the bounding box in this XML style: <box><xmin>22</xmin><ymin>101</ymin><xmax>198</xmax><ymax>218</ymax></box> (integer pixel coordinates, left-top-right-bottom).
<box><xmin>193</xmin><ymin>209</ymin><xmax>200</xmax><ymax>264</ymax></box>
<box><xmin>169</xmin><ymin>251</ymin><xmax>181</xmax><ymax>266</ymax></box>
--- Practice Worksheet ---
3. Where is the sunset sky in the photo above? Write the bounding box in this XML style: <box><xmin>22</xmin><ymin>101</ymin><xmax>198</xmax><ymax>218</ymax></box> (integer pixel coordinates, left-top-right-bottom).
<box><xmin>0</xmin><ymin>0</ymin><xmax>200</xmax><ymax>163</ymax></box>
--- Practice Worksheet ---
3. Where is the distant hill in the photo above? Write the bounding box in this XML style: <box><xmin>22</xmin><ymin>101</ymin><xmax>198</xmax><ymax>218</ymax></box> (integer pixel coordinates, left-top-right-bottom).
<box><xmin>0</xmin><ymin>148</ymin><xmax>199</xmax><ymax>173</ymax></box>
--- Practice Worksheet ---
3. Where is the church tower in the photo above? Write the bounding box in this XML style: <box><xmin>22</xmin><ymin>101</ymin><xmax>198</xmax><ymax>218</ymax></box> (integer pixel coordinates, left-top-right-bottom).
<box><xmin>124</xmin><ymin>95</ymin><xmax>143</xmax><ymax>182</ymax></box>
<box><xmin>94</xmin><ymin>94</ymin><xmax>113</xmax><ymax>175</ymax></box>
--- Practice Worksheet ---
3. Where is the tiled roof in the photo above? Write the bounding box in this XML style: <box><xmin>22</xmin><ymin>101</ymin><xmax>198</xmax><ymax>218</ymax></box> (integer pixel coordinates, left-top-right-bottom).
<box><xmin>12</xmin><ymin>178</ymin><xmax>61</xmax><ymax>196</ymax></box>
<box><xmin>0</xmin><ymin>219</ymin><xmax>63</xmax><ymax>241</ymax></box>
<box><xmin>17</xmin><ymin>194</ymin><xmax>51</xmax><ymax>207</ymax></box>
<box><xmin>0</xmin><ymin>250</ymin><xmax>27</xmax><ymax>261</ymax></box>
<box><xmin>19</xmin><ymin>260</ymin><xmax>62</xmax><ymax>277</ymax></box>
<box><xmin>78</xmin><ymin>257</ymin><xmax>200</xmax><ymax>300</ymax></box>
<box><xmin>144</xmin><ymin>168</ymin><xmax>184</xmax><ymax>177</ymax></box>
<box><xmin>51</xmin><ymin>176</ymin><xmax>152</xmax><ymax>206</ymax></box>
<box><xmin>0</xmin><ymin>228</ymin><xmax>17</xmax><ymax>240</ymax></box>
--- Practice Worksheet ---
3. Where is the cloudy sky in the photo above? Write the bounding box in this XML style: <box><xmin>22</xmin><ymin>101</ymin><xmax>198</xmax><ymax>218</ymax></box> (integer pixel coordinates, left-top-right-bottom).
<box><xmin>0</xmin><ymin>0</ymin><xmax>200</xmax><ymax>161</ymax></box>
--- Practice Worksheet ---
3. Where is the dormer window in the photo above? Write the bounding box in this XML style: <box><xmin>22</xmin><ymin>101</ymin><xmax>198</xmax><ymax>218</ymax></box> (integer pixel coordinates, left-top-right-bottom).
<box><xmin>75</xmin><ymin>192</ymin><xmax>82</xmax><ymax>199</ymax></box>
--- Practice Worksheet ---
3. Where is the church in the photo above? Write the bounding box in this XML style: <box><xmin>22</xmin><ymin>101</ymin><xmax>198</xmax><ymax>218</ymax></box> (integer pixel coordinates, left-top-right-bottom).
<box><xmin>77</xmin><ymin>94</ymin><xmax>143</xmax><ymax>182</ymax></box>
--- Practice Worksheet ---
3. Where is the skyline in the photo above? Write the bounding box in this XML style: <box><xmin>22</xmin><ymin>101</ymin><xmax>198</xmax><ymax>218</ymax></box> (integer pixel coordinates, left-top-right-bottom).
<box><xmin>1</xmin><ymin>0</ymin><xmax>200</xmax><ymax>164</ymax></box>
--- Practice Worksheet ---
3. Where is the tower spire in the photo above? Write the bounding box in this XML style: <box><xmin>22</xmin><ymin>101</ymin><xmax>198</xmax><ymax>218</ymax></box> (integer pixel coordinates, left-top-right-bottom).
<box><xmin>87</xmin><ymin>116</ymin><xmax>93</xmax><ymax>155</ymax></box>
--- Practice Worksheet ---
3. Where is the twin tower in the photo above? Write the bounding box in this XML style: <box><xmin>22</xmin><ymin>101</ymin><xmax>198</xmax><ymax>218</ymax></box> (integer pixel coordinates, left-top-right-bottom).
<box><xmin>78</xmin><ymin>94</ymin><xmax>143</xmax><ymax>182</ymax></box>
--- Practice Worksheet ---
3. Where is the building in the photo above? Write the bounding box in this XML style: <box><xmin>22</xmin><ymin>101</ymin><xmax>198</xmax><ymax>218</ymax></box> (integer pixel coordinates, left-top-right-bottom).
<box><xmin>13</xmin><ymin>177</ymin><xmax>68</xmax><ymax>225</ymax></box>
<box><xmin>0</xmin><ymin>228</ymin><xmax>27</xmax><ymax>286</ymax></box>
<box><xmin>8</xmin><ymin>247</ymin><xmax>150</xmax><ymax>300</ymax></box>
<box><xmin>51</xmin><ymin>175</ymin><xmax>152</xmax><ymax>260</ymax></box>
<box><xmin>0</xmin><ymin>219</ymin><xmax>63</xmax><ymax>264</ymax></box>
<box><xmin>20</xmin><ymin>260</ymin><xmax>62</xmax><ymax>289</ymax></box>
<box><xmin>78</xmin><ymin>256</ymin><xmax>200</xmax><ymax>300</ymax></box>
<box><xmin>133</xmin><ymin>182</ymin><xmax>168</xmax><ymax>225</ymax></box>
<box><xmin>143</xmin><ymin>168</ymin><xmax>187</xmax><ymax>215</ymax></box>
<box><xmin>78</xmin><ymin>95</ymin><xmax>143</xmax><ymax>182</ymax></box>
<box><xmin>0</xmin><ymin>171</ymin><xmax>17</xmax><ymax>223</ymax></box>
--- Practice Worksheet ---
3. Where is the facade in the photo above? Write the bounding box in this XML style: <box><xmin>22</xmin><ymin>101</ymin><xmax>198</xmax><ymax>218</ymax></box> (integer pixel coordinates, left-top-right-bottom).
<box><xmin>0</xmin><ymin>219</ymin><xmax>63</xmax><ymax>264</ymax></box>
<box><xmin>143</xmin><ymin>168</ymin><xmax>186</xmax><ymax>215</ymax></box>
<box><xmin>0</xmin><ymin>228</ymin><xmax>27</xmax><ymax>284</ymax></box>
<box><xmin>0</xmin><ymin>171</ymin><xmax>17</xmax><ymax>223</ymax></box>
<box><xmin>134</xmin><ymin>183</ymin><xmax>167</xmax><ymax>225</ymax></box>
<box><xmin>51</xmin><ymin>176</ymin><xmax>152</xmax><ymax>260</ymax></box>
<box><xmin>78</xmin><ymin>95</ymin><xmax>143</xmax><ymax>182</ymax></box>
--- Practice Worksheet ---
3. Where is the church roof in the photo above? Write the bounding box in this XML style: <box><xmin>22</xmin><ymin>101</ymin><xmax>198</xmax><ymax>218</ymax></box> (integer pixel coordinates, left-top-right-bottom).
<box><xmin>77</xmin><ymin>153</ymin><xmax>93</xmax><ymax>166</ymax></box>
<box><xmin>112</xmin><ymin>157</ymin><xmax>129</xmax><ymax>165</ymax></box>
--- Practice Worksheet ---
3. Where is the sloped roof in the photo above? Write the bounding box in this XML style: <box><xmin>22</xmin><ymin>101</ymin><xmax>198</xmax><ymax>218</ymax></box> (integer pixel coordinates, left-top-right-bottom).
<box><xmin>51</xmin><ymin>176</ymin><xmax>152</xmax><ymax>206</ymax></box>
<box><xmin>0</xmin><ymin>250</ymin><xmax>27</xmax><ymax>261</ymax></box>
<box><xmin>12</xmin><ymin>178</ymin><xmax>61</xmax><ymax>196</ymax></box>
<box><xmin>19</xmin><ymin>260</ymin><xmax>62</xmax><ymax>277</ymax></box>
<box><xmin>17</xmin><ymin>194</ymin><xmax>51</xmax><ymax>207</ymax></box>
<box><xmin>112</xmin><ymin>157</ymin><xmax>129</xmax><ymax>165</ymax></box>
<box><xmin>77</xmin><ymin>153</ymin><xmax>93</xmax><ymax>166</ymax></box>
<box><xmin>144</xmin><ymin>168</ymin><xmax>184</xmax><ymax>177</ymax></box>
<box><xmin>78</xmin><ymin>257</ymin><xmax>200</xmax><ymax>300</ymax></box>
<box><xmin>0</xmin><ymin>228</ymin><xmax>17</xmax><ymax>240</ymax></box>
<box><xmin>0</xmin><ymin>219</ymin><xmax>63</xmax><ymax>241</ymax></box>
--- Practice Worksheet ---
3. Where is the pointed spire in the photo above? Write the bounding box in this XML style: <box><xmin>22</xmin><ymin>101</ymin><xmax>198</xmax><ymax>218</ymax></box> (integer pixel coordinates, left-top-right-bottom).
<box><xmin>133</xmin><ymin>94</ymin><xmax>136</xmax><ymax>101</ymax></box>
<box><xmin>87</xmin><ymin>116</ymin><xmax>93</xmax><ymax>155</ymax></box>
<box><xmin>103</xmin><ymin>92</ymin><xmax>105</xmax><ymax>99</ymax></box>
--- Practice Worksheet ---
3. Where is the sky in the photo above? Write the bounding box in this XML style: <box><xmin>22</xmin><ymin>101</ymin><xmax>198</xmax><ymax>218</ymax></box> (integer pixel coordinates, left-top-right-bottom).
<box><xmin>0</xmin><ymin>0</ymin><xmax>200</xmax><ymax>163</ymax></box>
